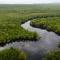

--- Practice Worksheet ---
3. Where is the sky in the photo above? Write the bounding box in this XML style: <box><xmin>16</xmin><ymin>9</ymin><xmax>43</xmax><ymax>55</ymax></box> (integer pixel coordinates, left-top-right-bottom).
<box><xmin>0</xmin><ymin>0</ymin><xmax>60</xmax><ymax>4</ymax></box>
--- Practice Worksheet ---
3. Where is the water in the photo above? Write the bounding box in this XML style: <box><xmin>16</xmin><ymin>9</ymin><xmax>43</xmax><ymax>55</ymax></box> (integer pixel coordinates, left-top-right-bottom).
<box><xmin>0</xmin><ymin>21</ymin><xmax>60</xmax><ymax>60</ymax></box>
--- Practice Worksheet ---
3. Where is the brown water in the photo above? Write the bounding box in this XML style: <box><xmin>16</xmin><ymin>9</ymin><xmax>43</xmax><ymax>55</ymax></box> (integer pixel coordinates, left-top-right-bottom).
<box><xmin>0</xmin><ymin>21</ymin><xmax>60</xmax><ymax>60</ymax></box>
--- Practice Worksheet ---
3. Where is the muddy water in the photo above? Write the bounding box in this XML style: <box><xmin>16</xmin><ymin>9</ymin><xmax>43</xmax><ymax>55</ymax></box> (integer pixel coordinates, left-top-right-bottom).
<box><xmin>0</xmin><ymin>21</ymin><xmax>60</xmax><ymax>60</ymax></box>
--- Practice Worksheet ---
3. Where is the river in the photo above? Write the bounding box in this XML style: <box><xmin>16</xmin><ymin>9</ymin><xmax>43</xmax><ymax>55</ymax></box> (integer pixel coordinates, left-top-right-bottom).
<box><xmin>0</xmin><ymin>21</ymin><xmax>60</xmax><ymax>60</ymax></box>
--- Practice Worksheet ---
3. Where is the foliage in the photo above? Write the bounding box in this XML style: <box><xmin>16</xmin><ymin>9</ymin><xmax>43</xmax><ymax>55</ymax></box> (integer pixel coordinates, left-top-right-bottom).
<box><xmin>0</xmin><ymin>47</ymin><xmax>26</xmax><ymax>60</ymax></box>
<box><xmin>31</xmin><ymin>17</ymin><xmax>60</xmax><ymax>35</ymax></box>
<box><xmin>43</xmin><ymin>50</ymin><xmax>60</xmax><ymax>60</ymax></box>
<box><xmin>0</xmin><ymin>4</ymin><xmax>60</xmax><ymax>45</ymax></box>
<box><xmin>58</xmin><ymin>42</ymin><xmax>60</xmax><ymax>48</ymax></box>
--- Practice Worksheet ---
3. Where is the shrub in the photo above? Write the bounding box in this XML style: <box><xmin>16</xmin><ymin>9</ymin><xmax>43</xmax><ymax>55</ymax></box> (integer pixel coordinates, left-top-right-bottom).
<box><xmin>43</xmin><ymin>50</ymin><xmax>60</xmax><ymax>60</ymax></box>
<box><xmin>0</xmin><ymin>47</ymin><xmax>26</xmax><ymax>60</ymax></box>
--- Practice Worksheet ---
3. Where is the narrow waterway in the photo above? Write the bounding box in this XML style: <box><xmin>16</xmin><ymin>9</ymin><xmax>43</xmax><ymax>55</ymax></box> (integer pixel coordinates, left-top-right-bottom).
<box><xmin>0</xmin><ymin>21</ymin><xmax>60</xmax><ymax>60</ymax></box>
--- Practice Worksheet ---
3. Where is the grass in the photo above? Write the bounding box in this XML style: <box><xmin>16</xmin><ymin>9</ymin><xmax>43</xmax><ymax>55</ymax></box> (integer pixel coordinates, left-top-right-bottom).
<box><xmin>0</xmin><ymin>4</ymin><xmax>60</xmax><ymax>60</ymax></box>
<box><xmin>0</xmin><ymin>47</ymin><xmax>26</xmax><ymax>60</ymax></box>
<box><xmin>0</xmin><ymin>11</ymin><xmax>39</xmax><ymax>46</ymax></box>
<box><xmin>0</xmin><ymin>4</ymin><xmax>60</xmax><ymax>46</ymax></box>
<box><xmin>43</xmin><ymin>49</ymin><xmax>60</xmax><ymax>60</ymax></box>
<box><xmin>0</xmin><ymin>16</ymin><xmax>38</xmax><ymax>46</ymax></box>
<box><xmin>31</xmin><ymin>17</ymin><xmax>60</xmax><ymax>35</ymax></box>
<box><xmin>57</xmin><ymin>42</ymin><xmax>60</xmax><ymax>48</ymax></box>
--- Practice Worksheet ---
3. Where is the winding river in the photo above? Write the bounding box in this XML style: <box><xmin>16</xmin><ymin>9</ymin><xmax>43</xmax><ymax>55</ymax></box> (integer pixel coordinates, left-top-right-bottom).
<box><xmin>0</xmin><ymin>21</ymin><xmax>60</xmax><ymax>60</ymax></box>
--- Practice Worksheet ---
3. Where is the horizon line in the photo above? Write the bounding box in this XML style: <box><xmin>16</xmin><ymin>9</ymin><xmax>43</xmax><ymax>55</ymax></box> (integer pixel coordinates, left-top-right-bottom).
<box><xmin>0</xmin><ymin>2</ymin><xmax>60</xmax><ymax>4</ymax></box>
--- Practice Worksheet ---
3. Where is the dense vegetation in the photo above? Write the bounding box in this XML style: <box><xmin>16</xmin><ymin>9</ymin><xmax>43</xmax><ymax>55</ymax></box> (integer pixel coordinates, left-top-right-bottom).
<box><xmin>58</xmin><ymin>42</ymin><xmax>60</xmax><ymax>48</ymax></box>
<box><xmin>0</xmin><ymin>47</ymin><xmax>26</xmax><ymax>60</ymax></box>
<box><xmin>43</xmin><ymin>49</ymin><xmax>60</xmax><ymax>60</ymax></box>
<box><xmin>31</xmin><ymin>17</ymin><xmax>60</xmax><ymax>35</ymax></box>
<box><xmin>0</xmin><ymin>4</ymin><xmax>60</xmax><ymax>45</ymax></box>
<box><xmin>0</xmin><ymin>15</ymin><xmax>38</xmax><ymax>46</ymax></box>
<box><xmin>0</xmin><ymin>4</ymin><xmax>60</xmax><ymax>60</ymax></box>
